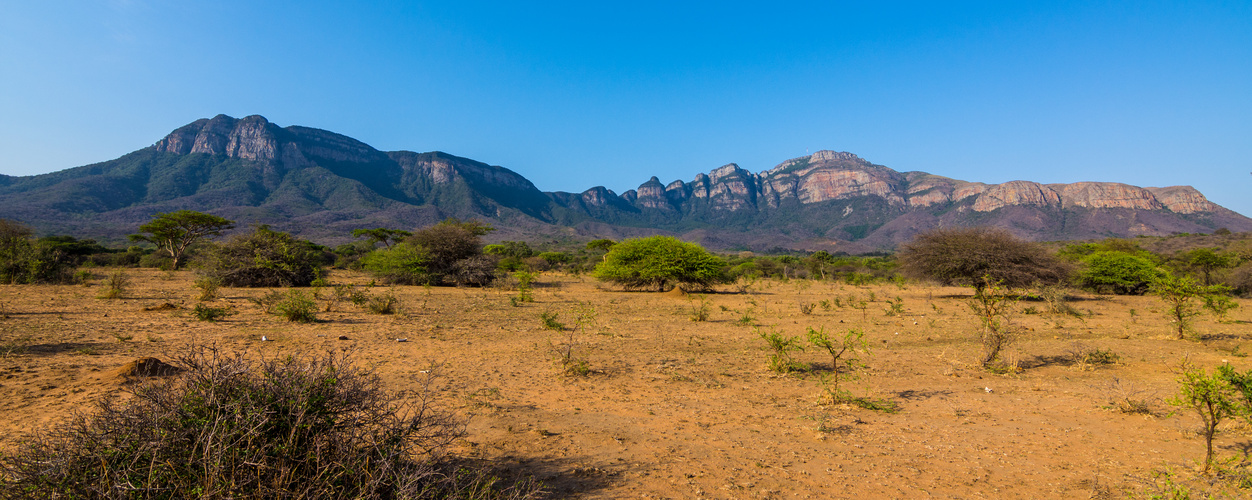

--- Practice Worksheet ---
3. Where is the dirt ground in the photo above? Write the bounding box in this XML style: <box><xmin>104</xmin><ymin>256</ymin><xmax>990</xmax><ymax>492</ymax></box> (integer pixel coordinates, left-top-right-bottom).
<box><xmin>2</xmin><ymin>269</ymin><xmax>1251</xmax><ymax>498</ymax></box>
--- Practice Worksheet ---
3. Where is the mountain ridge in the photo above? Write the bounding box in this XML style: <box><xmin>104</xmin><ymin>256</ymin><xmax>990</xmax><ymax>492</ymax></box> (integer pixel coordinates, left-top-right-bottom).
<box><xmin>1</xmin><ymin>114</ymin><xmax>1247</xmax><ymax>251</ymax></box>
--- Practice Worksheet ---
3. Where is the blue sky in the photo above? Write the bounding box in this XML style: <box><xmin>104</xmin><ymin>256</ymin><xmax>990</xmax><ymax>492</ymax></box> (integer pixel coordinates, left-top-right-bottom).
<box><xmin>2</xmin><ymin>1</ymin><xmax>1250</xmax><ymax>216</ymax></box>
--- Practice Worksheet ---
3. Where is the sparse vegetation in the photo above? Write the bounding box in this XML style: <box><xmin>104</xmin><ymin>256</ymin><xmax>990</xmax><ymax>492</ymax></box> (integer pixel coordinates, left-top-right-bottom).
<box><xmin>1151</xmin><ymin>274</ymin><xmax>1218</xmax><ymax>339</ymax></box>
<box><xmin>548</xmin><ymin>302</ymin><xmax>596</xmax><ymax>375</ymax></box>
<box><xmin>540</xmin><ymin>311</ymin><xmax>565</xmax><ymax>331</ymax></box>
<box><xmin>969</xmin><ymin>276</ymin><xmax>1017</xmax><ymax>369</ymax></box>
<box><xmin>194</xmin><ymin>276</ymin><xmax>220</xmax><ymax>301</ymax></box>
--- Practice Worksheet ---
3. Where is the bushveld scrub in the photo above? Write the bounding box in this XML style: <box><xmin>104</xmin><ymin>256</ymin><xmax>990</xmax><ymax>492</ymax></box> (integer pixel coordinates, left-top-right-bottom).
<box><xmin>1169</xmin><ymin>362</ymin><xmax>1240</xmax><ymax>474</ymax></box>
<box><xmin>1204</xmin><ymin>294</ymin><xmax>1239</xmax><ymax>323</ymax></box>
<box><xmin>758</xmin><ymin>326</ymin><xmax>807</xmax><ymax>373</ymax></box>
<box><xmin>549</xmin><ymin>302</ymin><xmax>596</xmax><ymax>375</ymax></box>
<box><xmin>367</xmin><ymin>290</ymin><xmax>400</xmax><ymax>315</ymax></box>
<box><xmin>900</xmin><ymin>227</ymin><xmax>1069</xmax><ymax>295</ymax></box>
<box><xmin>0</xmin><ymin>219</ymin><xmax>78</xmax><ymax>285</ymax></box>
<box><xmin>689</xmin><ymin>294</ymin><xmax>711</xmax><ymax>322</ymax></box>
<box><xmin>969</xmin><ymin>276</ymin><xmax>1017</xmax><ymax>369</ymax></box>
<box><xmin>539</xmin><ymin>311</ymin><xmax>564</xmax><ymax>331</ymax></box>
<box><xmin>192</xmin><ymin>303</ymin><xmax>232</xmax><ymax>322</ymax></box>
<box><xmin>97</xmin><ymin>269</ymin><xmax>128</xmax><ymax>299</ymax></box>
<box><xmin>0</xmin><ymin>346</ymin><xmax>540</xmax><ymax>499</ymax></box>
<box><xmin>199</xmin><ymin>225</ymin><xmax>324</xmax><ymax>288</ymax></box>
<box><xmin>806</xmin><ymin>327</ymin><xmax>866</xmax><ymax>396</ymax></box>
<box><xmin>271</xmin><ymin>290</ymin><xmax>318</xmax><ymax>323</ymax></box>
<box><xmin>360</xmin><ymin>242</ymin><xmax>431</xmax><ymax>285</ymax></box>
<box><xmin>194</xmin><ymin>276</ymin><xmax>220</xmax><ymax>301</ymax></box>
<box><xmin>1151</xmin><ymin>275</ymin><xmax>1229</xmax><ymax>339</ymax></box>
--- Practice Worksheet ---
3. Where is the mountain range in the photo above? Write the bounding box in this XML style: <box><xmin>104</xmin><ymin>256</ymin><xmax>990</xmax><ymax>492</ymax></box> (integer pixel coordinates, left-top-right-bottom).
<box><xmin>2</xmin><ymin>114</ymin><xmax>1248</xmax><ymax>252</ymax></box>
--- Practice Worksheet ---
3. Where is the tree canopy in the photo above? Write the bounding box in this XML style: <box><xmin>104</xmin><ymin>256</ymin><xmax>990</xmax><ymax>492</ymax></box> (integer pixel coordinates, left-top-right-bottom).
<box><xmin>351</xmin><ymin>228</ymin><xmax>412</xmax><ymax>249</ymax></box>
<box><xmin>130</xmin><ymin>210</ymin><xmax>234</xmax><ymax>270</ymax></box>
<box><xmin>898</xmin><ymin>227</ymin><xmax>1069</xmax><ymax>294</ymax></box>
<box><xmin>1076</xmin><ymin>250</ymin><xmax>1165</xmax><ymax>295</ymax></box>
<box><xmin>593</xmin><ymin>236</ymin><xmax>728</xmax><ymax>291</ymax></box>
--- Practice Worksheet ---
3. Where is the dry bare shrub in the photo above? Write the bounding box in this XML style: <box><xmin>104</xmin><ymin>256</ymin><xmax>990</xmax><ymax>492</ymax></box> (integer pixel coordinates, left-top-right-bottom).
<box><xmin>0</xmin><ymin>345</ymin><xmax>540</xmax><ymax>499</ymax></box>
<box><xmin>1105</xmin><ymin>377</ymin><xmax>1156</xmax><ymax>416</ymax></box>
<box><xmin>899</xmin><ymin>227</ymin><xmax>1070</xmax><ymax>294</ymax></box>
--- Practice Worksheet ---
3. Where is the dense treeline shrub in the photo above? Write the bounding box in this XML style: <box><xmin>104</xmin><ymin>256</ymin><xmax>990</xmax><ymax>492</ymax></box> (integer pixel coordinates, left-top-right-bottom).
<box><xmin>198</xmin><ymin>225</ymin><xmax>326</xmax><ymax>287</ymax></box>
<box><xmin>358</xmin><ymin>219</ymin><xmax>497</xmax><ymax>286</ymax></box>
<box><xmin>0</xmin><ymin>346</ymin><xmax>539</xmax><ymax>499</ymax></box>
<box><xmin>594</xmin><ymin>236</ymin><xmax>729</xmax><ymax>291</ymax></box>
<box><xmin>0</xmin><ymin>219</ymin><xmax>77</xmax><ymax>284</ymax></box>
<box><xmin>360</xmin><ymin>242</ymin><xmax>432</xmax><ymax>285</ymax></box>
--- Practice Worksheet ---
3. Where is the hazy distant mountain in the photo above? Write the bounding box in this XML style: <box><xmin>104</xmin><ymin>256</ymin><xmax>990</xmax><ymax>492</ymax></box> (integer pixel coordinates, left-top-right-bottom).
<box><xmin>2</xmin><ymin>114</ymin><xmax>1248</xmax><ymax>251</ymax></box>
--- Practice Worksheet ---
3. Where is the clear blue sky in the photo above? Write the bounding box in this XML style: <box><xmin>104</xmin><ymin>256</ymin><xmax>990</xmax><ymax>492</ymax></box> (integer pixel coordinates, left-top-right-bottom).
<box><xmin>2</xmin><ymin>1</ymin><xmax>1250</xmax><ymax>216</ymax></box>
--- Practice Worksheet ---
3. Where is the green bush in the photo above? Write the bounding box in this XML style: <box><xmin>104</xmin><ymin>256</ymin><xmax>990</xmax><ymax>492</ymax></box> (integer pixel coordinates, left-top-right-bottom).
<box><xmin>408</xmin><ymin>219</ymin><xmax>496</xmax><ymax>286</ymax></box>
<box><xmin>0</xmin><ymin>346</ymin><xmax>539</xmax><ymax>498</ymax></box>
<box><xmin>97</xmin><ymin>269</ymin><xmax>128</xmax><ymax>299</ymax></box>
<box><xmin>360</xmin><ymin>242</ymin><xmax>432</xmax><ymax>285</ymax></box>
<box><xmin>758</xmin><ymin>326</ymin><xmax>807</xmax><ymax>373</ymax></box>
<box><xmin>271</xmin><ymin>290</ymin><xmax>317</xmax><ymax>323</ymax></box>
<box><xmin>199</xmin><ymin>225</ymin><xmax>324</xmax><ymax>287</ymax></box>
<box><xmin>593</xmin><ymin>236</ymin><xmax>728</xmax><ymax>291</ymax></box>
<box><xmin>192</xmin><ymin>303</ymin><xmax>232</xmax><ymax>322</ymax></box>
<box><xmin>367</xmin><ymin>292</ymin><xmax>400</xmax><ymax>315</ymax></box>
<box><xmin>1076</xmin><ymin>251</ymin><xmax>1165</xmax><ymax>295</ymax></box>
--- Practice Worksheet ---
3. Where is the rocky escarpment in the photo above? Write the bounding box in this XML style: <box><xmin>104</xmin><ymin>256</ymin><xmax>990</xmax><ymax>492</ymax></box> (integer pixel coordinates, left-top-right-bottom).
<box><xmin>608</xmin><ymin>150</ymin><xmax>1233</xmax><ymax>219</ymax></box>
<box><xmin>1</xmin><ymin>115</ymin><xmax>1247</xmax><ymax>249</ymax></box>
<box><xmin>590</xmin><ymin>150</ymin><xmax>1251</xmax><ymax>245</ymax></box>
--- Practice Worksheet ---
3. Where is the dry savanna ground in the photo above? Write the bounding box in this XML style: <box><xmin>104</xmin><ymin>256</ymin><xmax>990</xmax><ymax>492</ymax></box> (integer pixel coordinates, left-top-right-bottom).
<box><xmin>2</xmin><ymin>268</ymin><xmax>1252</xmax><ymax>499</ymax></box>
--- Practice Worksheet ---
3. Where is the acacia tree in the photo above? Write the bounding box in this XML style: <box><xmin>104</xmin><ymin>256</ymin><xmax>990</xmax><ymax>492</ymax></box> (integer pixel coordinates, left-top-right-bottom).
<box><xmin>1186</xmin><ymin>248</ymin><xmax>1234</xmax><ymax>286</ymax></box>
<box><xmin>1152</xmin><ymin>274</ymin><xmax>1229</xmax><ymax>339</ymax></box>
<box><xmin>351</xmin><ymin>228</ymin><xmax>412</xmax><ymax>249</ymax></box>
<box><xmin>130</xmin><ymin>210</ymin><xmax>234</xmax><ymax>270</ymax></box>
<box><xmin>898</xmin><ymin>227</ymin><xmax>1069</xmax><ymax>297</ymax></box>
<box><xmin>1170</xmin><ymin>363</ymin><xmax>1240</xmax><ymax>474</ymax></box>
<box><xmin>593</xmin><ymin>236</ymin><xmax>728</xmax><ymax>291</ymax></box>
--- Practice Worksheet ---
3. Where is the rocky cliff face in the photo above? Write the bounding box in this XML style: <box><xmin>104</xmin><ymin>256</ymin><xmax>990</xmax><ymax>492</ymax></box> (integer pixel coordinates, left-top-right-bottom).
<box><xmin>613</xmin><ymin>150</ymin><xmax>1228</xmax><ymax>220</ymax></box>
<box><xmin>3</xmin><ymin>116</ymin><xmax>1247</xmax><ymax>249</ymax></box>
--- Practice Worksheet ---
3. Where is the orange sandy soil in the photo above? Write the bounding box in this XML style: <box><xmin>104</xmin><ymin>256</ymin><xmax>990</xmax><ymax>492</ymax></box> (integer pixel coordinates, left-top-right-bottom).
<box><xmin>2</xmin><ymin>268</ymin><xmax>1251</xmax><ymax>499</ymax></box>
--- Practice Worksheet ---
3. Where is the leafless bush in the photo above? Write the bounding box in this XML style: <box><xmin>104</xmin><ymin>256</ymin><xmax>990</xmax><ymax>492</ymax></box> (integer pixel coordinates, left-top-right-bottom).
<box><xmin>0</xmin><ymin>345</ymin><xmax>540</xmax><ymax>499</ymax></box>
<box><xmin>1104</xmin><ymin>377</ymin><xmax>1156</xmax><ymax>416</ymax></box>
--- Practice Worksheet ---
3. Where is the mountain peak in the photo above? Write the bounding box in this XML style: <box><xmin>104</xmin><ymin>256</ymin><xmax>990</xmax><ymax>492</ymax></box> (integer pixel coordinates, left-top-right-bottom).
<box><xmin>155</xmin><ymin>113</ymin><xmax>281</xmax><ymax>162</ymax></box>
